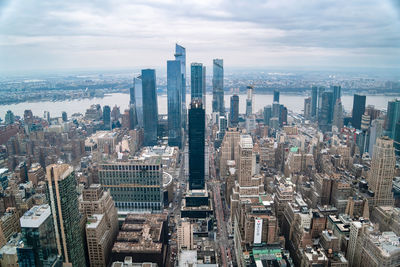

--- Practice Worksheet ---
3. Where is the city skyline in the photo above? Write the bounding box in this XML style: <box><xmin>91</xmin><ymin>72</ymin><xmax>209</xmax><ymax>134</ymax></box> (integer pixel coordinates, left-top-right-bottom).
<box><xmin>1</xmin><ymin>0</ymin><xmax>400</xmax><ymax>72</ymax></box>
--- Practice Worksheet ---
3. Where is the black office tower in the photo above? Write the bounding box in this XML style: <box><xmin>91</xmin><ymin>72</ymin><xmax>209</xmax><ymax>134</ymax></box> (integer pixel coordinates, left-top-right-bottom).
<box><xmin>230</xmin><ymin>94</ymin><xmax>239</xmax><ymax>126</ymax></box>
<box><xmin>189</xmin><ymin>99</ymin><xmax>205</xmax><ymax>190</ymax></box>
<box><xmin>273</xmin><ymin>90</ymin><xmax>280</xmax><ymax>103</ymax></box>
<box><xmin>311</xmin><ymin>86</ymin><xmax>318</xmax><ymax>117</ymax></box>
<box><xmin>318</xmin><ymin>91</ymin><xmax>333</xmax><ymax>132</ymax></box>
<box><xmin>103</xmin><ymin>105</ymin><xmax>111</xmax><ymax>130</ymax></box>
<box><xmin>352</xmin><ymin>94</ymin><xmax>366</xmax><ymax>129</ymax></box>
<box><xmin>142</xmin><ymin>69</ymin><xmax>158</xmax><ymax>146</ymax></box>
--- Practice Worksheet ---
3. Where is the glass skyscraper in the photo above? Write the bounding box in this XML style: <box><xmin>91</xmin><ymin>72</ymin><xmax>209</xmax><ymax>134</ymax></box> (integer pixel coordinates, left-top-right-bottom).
<box><xmin>319</xmin><ymin>91</ymin><xmax>333</xmax><ymax>132</ymax></box>
<box><xmin>189</xmin><ymin>99</ymin><xmax>205</xmax><ymax>190</ymax></box>
<box><xmin>103</xmin><ymin>105</ymin><xmax>111</xmax><ymax>130</ymax></box>
<box><xmin>212</xmin><ymin>59</ymin><xmax>224</xmax><ymax>115</ymax></box>
<box><xmin>167</xmin><ymin>60</ymin><xmax>183</xmax><ymax>148</ymax></box>
<box><xmin>142</xmin><ymin>69</ymin><xmax>158</xmax><ymax>146</ymax></box>
<box><xmin>311</xmin><ymin>86</ymin><xmax>318</xmax><ymax>117</ymax></box>
<box><xmin>273</xmin><ymin>90</ymin><xmax>280</xmax><ymax>103</ymax></box>
<box><xmin>352</xmin><ymin>94</ymin><xmax>366</xmax><ymax>130</ymax></box>
<box><xmin>175</xmin><ymin>44</ymin><xmax>186</xmax><ymax>130</ymax></box>
<box><xmin>191</xmin><ymin>63</ymin><xmax>206</xmax><ymax>109</ymax></box>
<box><xmin>132</xmin><ymin>76</ymin><xmax>143</xmax><ymax>127</ymax></box>
<box><xmin>18</xmin><ymin>205</ymin><xmax>61</xmax><ymax>267</ymax></box>
<box><xmin>230</xmin><ymin>94</ymin><xmax>239</xmax><ymax>126</ymax></box>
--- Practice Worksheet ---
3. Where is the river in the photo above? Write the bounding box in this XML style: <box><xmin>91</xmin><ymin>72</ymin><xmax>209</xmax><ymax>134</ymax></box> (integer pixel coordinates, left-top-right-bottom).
<box><xmin>0</xmin><ymin>93</ymin><xmax>398</xmax><ymax>120</ymax></box>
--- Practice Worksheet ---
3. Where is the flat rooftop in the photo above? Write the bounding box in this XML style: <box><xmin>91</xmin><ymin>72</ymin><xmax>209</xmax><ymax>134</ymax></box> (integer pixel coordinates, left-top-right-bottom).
<box><xmin>20</xmin><ymin>204</ymin><xmax>51</xmax><ymax>228</ymax></box>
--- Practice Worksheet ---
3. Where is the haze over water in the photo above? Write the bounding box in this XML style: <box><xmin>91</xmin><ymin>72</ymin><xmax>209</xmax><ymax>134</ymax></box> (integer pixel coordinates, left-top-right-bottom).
<box><xmin>0</xmin><ymin>93</ymin><xmax>397</xmax><ymax>120</ymax></box>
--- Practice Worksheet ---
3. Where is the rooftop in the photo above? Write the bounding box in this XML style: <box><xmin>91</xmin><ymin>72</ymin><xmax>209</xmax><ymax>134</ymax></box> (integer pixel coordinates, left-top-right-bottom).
<box><xmin>20</xmin><ymin>204</ymin><xmax>51</xmax><ymax>228</ymax></box>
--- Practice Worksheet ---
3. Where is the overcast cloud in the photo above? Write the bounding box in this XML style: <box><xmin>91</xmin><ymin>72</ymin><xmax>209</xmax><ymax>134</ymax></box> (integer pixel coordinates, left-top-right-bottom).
<box><xmin>0</xmin><ymin>0</ymin><xmax>399</xmax><ymax>72</ymax></box>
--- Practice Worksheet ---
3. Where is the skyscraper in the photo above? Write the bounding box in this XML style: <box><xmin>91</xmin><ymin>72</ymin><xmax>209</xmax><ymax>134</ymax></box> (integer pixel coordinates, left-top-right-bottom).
<box><xmin>212</xmin><ymin>59</ymin><xmax>224</xmax><ymax>115</ymax></box>
<box><xmin>368</xmin><ymin>137</ymin><xmax>395</xmax><ymax>206</ymax></box>
<box><xmin>61</xmin><ymin>111</ymin><xmax>68</xmax><ymax>122</ymax></box>
<box><xmin>273</xmin><ymin>90</ymin><xmax>280</xmax><ymax>103</ymax></box>
<box><xmin>311</xmin><ymin>86</ymin><xmax>318</xmax><ymax>117</ymax></box>
<box><xmin>318</xmin><ymin>91</ymin><xmax>333</xmax><ymax>132</ymax></box>
<box><xmin>230</xmin><ymin>95</ymin><xmax>239</xmax><ymax>126</ymax></box>
<box><xmin>17</xmin><ymin>205</ymin><xmax>61</xmax><ymax>267</ymax></box>
<box><xmin>332</xmin><ymin>85</ymin><xmax>341</xmax><ymax>104</ymax></box>
<box><xmin>142</xmin><ymin>69</ymin><xmax>158</xmax><ymax>146</ymax></box>
<box><xmin>132</xmin><ymin>76</ymin><xmax>143</xmax><ymax>127</ymax></box>
<box><xmin>304</xmin><ymin>97</ymin><xmax>312</xmax><ymax>120</ymax></box>
<box><xmin>46</xmin><ymin>164</ymin><xmax>86</xmax><ymax>267</ymax></box>
<box><xmin>332</xmin><ymin>99</ymin><xmax>344</xmax><ymax>130</ymax></box>
<box><xmin>352</xmin><ymin>94</ymin><xmax>366</xmax><ymax>129</ymax></box>
<box><xmin>175</xmin><ymin>44</ymin><xmax>187</xmax><ymax>130</ymax></box>
<box><xmin>263</xmin><ymin>105</ymin><xmax>272</xmax><ymax>126</ymax></box>
<box><xmin>317</xmin><ymin>87</ymin><xmax>325</xmax><ymax>119</ymax></box>
<box><xmin>103</xmin><ymin>105</ymin><xmax>111</xmax><ymax>130</ymax></box>
<box><xmin>246</xmin><ymin>86</ymin><xmax>254</xmax><ymax>117</ymax></box>
<box><xmin>167</xmin><ymin>60</ymin><xmax>183</xmax><ymax>148</ymax></box>
<box><xmin>384</xmin><ymin>99</ymin><xmax>400</xmax><ymax>139</ymax></box>
<box><xmin>99</xmin><ymin>160</ymin><xmax>163</xmax><ymax>212</ymax></box>
<box><xmin>188</xmin><ymin>99</ymin><xmax>205</xmax><ymax>190</ymax></box>
<box><xmin>190</xmin><ymin>63</ymin><xmax>206</xmax><ymax>108</ymax></box>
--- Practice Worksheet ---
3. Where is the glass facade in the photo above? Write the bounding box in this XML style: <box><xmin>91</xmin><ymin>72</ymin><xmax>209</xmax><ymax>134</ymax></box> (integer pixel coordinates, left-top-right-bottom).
<box><xmin>98</xmin><ymin>161</ymin><xmax>163</xmax><ymax>212</ymax></box>
<box><xmin>175</xmin><ymin>44</ymin><xmax>186</xmax><ymax>130</ymax></box>
<box><xmin>167</xmin><ymin>60</ymin><xmax>183</xmax><ymax>148</ymax></box>
<box><xmin>189</xmin><ymin>100</ymin><xmax>205</xmax><ymax>190</ymax></box>
<box><xmin>142</xmin><ymin>69</ymin><xmax>158</xmax><ymax>146</ymax></box>
<box><xmin>133</xmin><ymin>76</ymin><xmax>143</xmax><ymax>127</ymax></box>
<box><xmin>212</xmin><ymin>59</ymin><xmax>224</xmax><ymax>114</ymax></box>
<box><xmin>190</xmin><ymin>63</ymin><xmax>206</xmax><ymax>109</ymax></box>
<box><xmin>319</xmin><ymin>91</ymin><xmax>333</xmax><ymax>132</ymax></box>
<box><xmin>311</xmin><ymin>86</ymin><xmax>318</xmax><ymax>117</ymax></box>
<box><xmin>230</xmin><ymin>95</ymin><xmax>239</xmax><ymax>126</ymax></box>
<box><xmin>352</xmin><ymin>94</ymin><xmax>366</xmax><ymax>129</ymax></box>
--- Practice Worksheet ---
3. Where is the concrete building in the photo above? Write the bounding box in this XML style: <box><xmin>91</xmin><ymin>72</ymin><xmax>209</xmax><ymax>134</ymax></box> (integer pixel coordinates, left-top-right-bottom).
<box><xmin>79</xmin><ymin>184</ymin><xmax>118</xmax><ymax>267</ymax></box>
<box><xmin>98</xmin><ymin>158</ymin><xmax>163</xmax><ymax>213</ymax></box>
<box><xmin>111</xmin><ymin>213</ymin><xmax>168</xmax><ymax>266</ymax></box>
<box><xmin>368</xmin><ymin>137</ymin><xmax>395</xmax><ymax>207</ymax></box>
<box><xmin>177</xmin><ymin>220</ymin><xmax>194</xmax><ymax>250</ymax></box>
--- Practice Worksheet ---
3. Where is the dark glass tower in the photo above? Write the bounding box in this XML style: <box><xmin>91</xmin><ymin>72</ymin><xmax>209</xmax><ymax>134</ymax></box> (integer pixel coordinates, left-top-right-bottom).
<box><xmin>264</xmin><ymin>105</ymin><xmax>272</xmax><ymax>126</ymax></box>
<box><xmin>142</xmin><ymin>69</ymin><xmax>158</xmax><ymax>146</ymax></box>
<box><xmin>230</xmin><ymin>94</ymin><xmax>239</xmax><ymax>126</ymax></box>
<box><xmin>311</xmin><ymin>86</ymin><xmax>318</xmax><ymax>117</ymax></box>
<box><xmin>273</xmin><ymin>90</ymin><xmax>280</xmax><ymax>103</ymax></box>
<box><xmin>212</xmin><ymin>59</ymin><xmax>224</xmax><ymax>115</ymax></box>
<box><xmin>188</xmin><ymin>99</ymin><xmax>205</xmax><ymax>190</ymax></box>
<box><xmin>103</xmin><ymin>105</ymin><xmax>111</xmax><ymax>130</ymax></box>
<box><xmin>352</xmin><ymin>94</ymin><xmax>366</xmax><ymax>129</ymax></box>
<box><xmin>175</xmin><ymin>44</ymin><xmax>186</xmax><ymax>130</ymax></box>
<box><xmin>61</xmin><ymin>111</ymin><xmax>67</xmax><ymax>122</ymax></box>
<box><xmin>167</xmin><ymin>60</ymin><xmax>182</xmax><ymax>148</ymax></box>
<box><xmin>191</xmin><ymin>63</ymin><xmax>206</xmax><ymax>110</ymax></box>
<box><xmin>319</xmin><ymin>91</ymin><xmax>333</xmax><ymax>132</ymax></box>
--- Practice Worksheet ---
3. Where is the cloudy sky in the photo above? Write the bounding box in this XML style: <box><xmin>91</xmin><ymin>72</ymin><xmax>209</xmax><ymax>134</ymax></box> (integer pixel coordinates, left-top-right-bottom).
<box><xmin>0</xmin><ymin>0</ymin><xmax>399</xmax><ymax>73</ymax></box>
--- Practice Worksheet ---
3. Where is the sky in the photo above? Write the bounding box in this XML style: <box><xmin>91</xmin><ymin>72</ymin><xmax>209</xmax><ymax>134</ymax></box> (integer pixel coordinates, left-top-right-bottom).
<box><xmin>0</xmin><ymin>0</ymin><xmax>400</xmax><ymax>73</ymax></box>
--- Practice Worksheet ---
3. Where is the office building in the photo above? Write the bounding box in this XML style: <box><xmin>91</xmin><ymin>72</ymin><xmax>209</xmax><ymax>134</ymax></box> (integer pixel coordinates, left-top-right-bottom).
<box><xmin>46</xmin><ymin>164</ymin><xmax>86</xmax><ymax>267</ymax></box>
<box><xmin>318</xmin><ymin>91</ymin><xmax>333</xmax><ymax>132</ymax></box>
<box><xmin>230</xmin><ymin>95</ymin><xmax>239</xmax><ymax>126</ymax></box>
<box><xmin>188</xmin><ymin>99</ymin><xmax>205</xmax><ymax>190</ymax></box>
<box><xmin>103</xmin><ymin>105</ymin><xmax>111</xmax><ymax>130</ymax></box>
<box><xmin>352</xmin><ymin>94</ymin><xmax>366</xmax><ymax>129</ymax></box>
<box><xmin>142</xmin><ymin>69</ymin><xmax>158</xmax><ymax>146</ymax></box>
<box><xmin>175</xmin><ymin>44</ymin><xmax>187</xmax><ymax>130</ymax></box>
<box><xmin>190</xmin><ymin>63</ymin><xmax>206</xmax><ymax>108</ymax></box>
<box><xmin>62</xmin><ymin>111</ymin><xmax>67</xmax><ymax>122</ymax></box>
<box><xmin>311</xmin><ymin>86</ymin><xmax>318</xmax><ymax>117</ymax></box>
<box><xmin>263</xmin><ymin>105</ymin><xmax>272</xmax><ymax>126</ymax></box>
<box><xmin>304</xmin><ymin>97</ymin><xmax>311</xmax><ymax>120</ymax></box>
<box><xmin>332</xmin><ymin>85</ymin><xmax>341</xmax><ymax>105</ymax></box>
<box><xmin>131</xmin><ymin>76</ymin><xmax>143</xmax><ymax>127</ymax></box>
<box><xmin>332</xmin><ymin>99</ymin><xmax>344</xmax><ymax>130</ymax></box>
<box><xmin>273</xmin><ymin>90</ymin><xmax>280</xmax><ymax>103</ymax></box>
<box><xmin>111</xmin><ymin>214</ymin><xmax>168</xmax><ymax>267</ymax></box>
<box><xmin>79</xmin><ymin>184</ymin><xmax>119</xmax><ymax>267</ymax></box>
<box><xmin>212</xmin><ymin>59</ymin><xmax>224</xmax><ymax>115</ymax></box>
<box><xmin>246</xmin><ymin>86</ymin><xmax>254</xmax><ymax>117</ymax></box>
<box><xmin>167</xmin><ymin>60</ymin><xmax>183</xmax><ymax>148</ymax></box>
<box><xmin>98</xmin><ymin>159</ymin><xmax>163</xmax><ymax>213</ymax></box>
<box><xmin>177</xmin><ymin>220</ymin><xmax>193</xmax><ymax>250</ymax></box>
<box><xmin>368</xmin><ymin>137</ymin><xmax>395</xmax><ymax>206</ymax></box>
<box><xmin>17</xmin><ymin>205</ymin><xmax>61</xmax><ymax>267</ymax></box>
